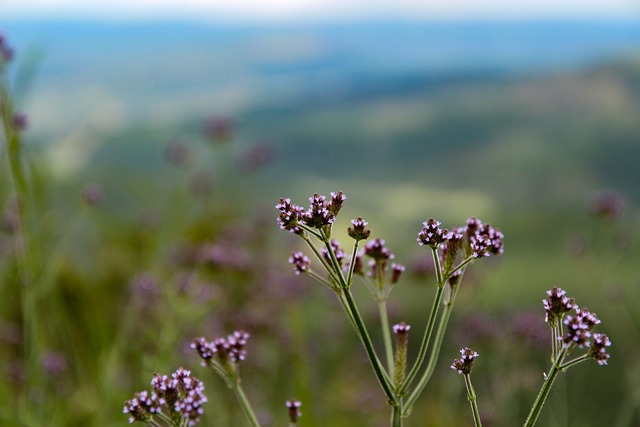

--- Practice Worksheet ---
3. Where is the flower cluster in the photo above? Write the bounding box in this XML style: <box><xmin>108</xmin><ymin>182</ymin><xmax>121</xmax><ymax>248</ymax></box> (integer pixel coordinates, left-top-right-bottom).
<box><xmin>562</xmin><ymin>308</ymin><xmax>601</xmax><ymax>348</ymax></box>
<box><xmin>417</xmin><ymin>219</ymin><xmax>447</xmax><ymax>248</ymax></box>
<box><xmin>589</xmin><ymin>333</ymin><xmax>612</xmax><ymax>366</ymax></box>
<box><xmin>276</xmin><ymin>198</ymin><xmax>305</xmax><ymax>234</ymax></box>
<box><xmin>542</xmin><ymin>288</ymin><xmax>611</xmax><ymax>365</ymax></box>
<box><xmin>288</xmin><ymin>252</ymin><xmax>310</xmax><ymax>275</ymax></box>
<box><xmin>276</xmin><ymin>192</ymin><xmax>346</xmax><ymax>234</ymax></box>
<box><xmin>347</xmin><ymin>217</ymin><xmax>371</xmax><ymax>241</ymax></box>
<box><xmin>543</xmin><ymin>287</ymin><xmax>576</xmax><ymax>324</ymax></box>
<box><xmin>451</xmin><ymin>347</ymin><xmax>479</xmax><ymax>375</ymax></box>
<box><xmin>123</xmin><ymin>368</ymin><xmax>207</xmax><ymax>426</ymax></box>
<box><xmin>417</xmin><ymin>217</ymin><xmax>504</xmax><ymax>275</ymax></box>
<box><xmin>466</xmin><ymin>218</ymin><xmax>504</xmax><ymax>258</ymax></box>
<box><xmin>191</xmin><ymin>330</ymin><xmax>250</xmax><ymax>370</ymax></box>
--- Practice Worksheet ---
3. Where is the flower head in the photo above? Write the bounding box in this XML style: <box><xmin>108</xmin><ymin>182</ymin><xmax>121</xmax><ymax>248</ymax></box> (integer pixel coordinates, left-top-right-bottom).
<box><xmin>390</xmin><ymin>263</ymin><xmax>405</xmax><ymax>284</ymax></box>
<box><xmin>543</xmin><ymin>287</ymin><xmax>576</xmax><ymax>324</ymax></box>
<box><xmin>364</xmin><ymin>238</ymin><xmax>394</xmax><ymax>261</ymax></box>
<box><xmin>328</xmin><ymin>191</ymin><xmax>346</xmax><ymax>216</ymax></box>
<box><xmin>276</xmin><ymin>198</ymin><xmax>305</xmax><ymax>234</ymax></box>
<box><xmin>562</xmin><ymin>308</ymin><xmax>599</xmax><ymax>348</ymax></box>
<box><xmin>589</xmin><ymin>333</ymin><xmax>611</xmax><ymax>366</ymax></box>
<box><xmin>417</xmin><ymin>218</ymin><xmax>447</xmax><ymax>249</ymax></box>
<box><xmin>125</xmin><ymin>368</ymin><xmax>207</xmax><ymax>426</ymax></box>
<box><xmin>347</xmin><ymin>217</ymin><xmax>371</xmax><ymax>241</ymax></box>
<box><xmin>451</xmin><ymin>347</ymin><xmax>479</xmax><ymax>375</ymax></box>
<box><xmin>465</xmin><ymin>218</ymin><xmax>504</xmax><ymax>258</ymax></box>
<box><xmin>286</xmin><ymin>400</ymin><xmax>302</xmax><ymax>423</ymax></box>
<box><xmin>302</xmin><ymin>193</ymin><xmax>335</xmax><ymax>229</ymax></box>
<box><xmin>288</xmin><ymin>252</ymin><xmax>310</xmax><ymax>275</ymax></box>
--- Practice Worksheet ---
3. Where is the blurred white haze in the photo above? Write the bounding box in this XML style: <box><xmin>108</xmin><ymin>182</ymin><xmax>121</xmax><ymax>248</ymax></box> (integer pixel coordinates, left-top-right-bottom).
<box><xmin>2</xmin><ymin>0</ymin><xmax>640</xmax><ymax>21</ymax></box>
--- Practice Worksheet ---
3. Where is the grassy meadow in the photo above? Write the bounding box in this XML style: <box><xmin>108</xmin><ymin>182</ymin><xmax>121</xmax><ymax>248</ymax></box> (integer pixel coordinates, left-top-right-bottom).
<box><xmin>0</xmin><ymin>20</ymin><xmax>639</xmax><ymax>426</ymax></box>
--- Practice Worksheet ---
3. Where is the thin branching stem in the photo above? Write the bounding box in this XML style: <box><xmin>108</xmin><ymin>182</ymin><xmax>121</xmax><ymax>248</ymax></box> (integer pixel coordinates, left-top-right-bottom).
<box><xmin>233</xmin><ymin>382</ymin><xmax>261</xmax><ymax>427</ymax></box>
<box><xmin>378</xmin><ymin>299</ymin><xmax>395</xmax><ymax>377</ymax></box>
<box><xmin>464</xmin><ymin>374</ymin><xmax>482</xmax><ymax>427</ymax></box>
<box><xmin>399</xmin><ymin>247</ymin><xmax>447</xmax><ymax>395</ymax></box>
<box><xmin>523</xmin><ymin>347</ymin><xmax>569</xmax><ymax>427</ymax></box>
<box><xmin>403</xmin><ymin>276</ymin><xmax>462</xmax><ymax>414</ymax></box>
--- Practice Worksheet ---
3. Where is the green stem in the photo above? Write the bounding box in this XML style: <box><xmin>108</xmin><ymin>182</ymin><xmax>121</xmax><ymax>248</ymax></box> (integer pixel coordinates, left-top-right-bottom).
<box><xmin>342</xmin><ymin>288</ymin><xmax>396</xmax><ymax>404</ymax></box>
<box><xmin>403</xmin><ymin>280</ymin><xmax>460</xmax><ymax>414</ymax></box>
<box><xmin>399</xmin><ymin>248</ymin><xmax>446</xmax><ymax>395</ymax></box>
<box><xmin>523</xmin><ymin>348</ymin><xmax>568</xmax><ymax>427</ymax></box>
<box><xmin>559</xmin><ymin>353</ymin><xmax>590</xmax><ymax>371</ymax></box>
<box><xmin>233</xmin><ymin>382</ymin><xmax>261</xmax><ymax>427</ymax></box>
<box><xmin>303</xmin><ymin>237</ymin><xmax>340</xmax><ymax>285</ymax></box>
<box><xmin>391</xmin><ymin>401</ymin><xmax>403</xmax><ymax>427</ymax></box>
<box><xmin>399</xmin><ymin>285</ymin><xmax>444</xmax><ymax>394</ymax></box>
<box><xmin>346</xmin><ymin>240</ymin><xmax>360</xmax><ymax>286</ymax></box>
<box><xmin>308</xmin><ymin>269</ymin><xmax>337</xmax><ymax>291</ymax></box>
<box><xmin>464</xmin><ymin>374</ymin><xmax>482</xmax><ymax>427</ymax></box>
<box><xmin>379</xmin><ymin>299</ymin><xmax>395</xmax><ymax>377</ymax></box>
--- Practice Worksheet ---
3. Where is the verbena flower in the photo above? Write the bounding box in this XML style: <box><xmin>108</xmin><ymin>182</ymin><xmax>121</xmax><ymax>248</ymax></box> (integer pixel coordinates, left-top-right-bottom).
<box><xmin>286</xmin><ymin>400</ymin><xmax>302</xmax><ymax>423</ymax></box>
<box><xmin>302</xmin><ymin>193</ymin><xmax>336</xmax><ymax>229</ymax></box>
<box><xmin>543</xmin><ymin>287</ymin><xmax>575</xmax><ymax>324</ymax></box>
<box><xmin>465</xmin><ymin>217</ymin><xmax>504</xmax><ymax>258</ymax></box>
<box><xmin>562</xmin><ymin>308</ymin><xmax>599</xmax><ymax>348</ymax></box>
<box><xmin>191</xmin><ymin>331</ymin><xmax>250</xmax><ymax>367</ymax></box>
<box><xmin>125</xmin><ymin>368</ymin><xmax>207</xmax><ymax>426</ymax></box>
<box><xmin>442</xmin><ymin>229</ymin><xmax>464</xmax><ymax>270</ymax></box>
<box><xmin>451</xmin><ymin>347</ymin><xmax>479</xmax><ymax>375</ymax></box>
<box><xmin>276</xmin><ymin>198</ymin><xmax>305</xmax><ymax>234</ymax></box>
<box><xmin>364</xmin><ymin>238</ymin><xmax>394</xmax><ymax>261</ymax></box>
<box><xmin>328</xmin><ymin>191</ymin><xmax>346</xmax><ymax>216</ymax></box>
<box><xmin>123</xmin><ymin>390</ymin><xmax>162</xmax><ymax>423</ymax></box>
<box><xmin>347</xmin><ymin>217</ymin><xmax>371</xmax><ymax>241</ymax></box>
<box><xmin>390</xmin><ymin>263</ymin><xmax>405</xmax><ymax>284</ymax></box>
<box><xmin>589</xmin><ymin>333</ymin><xmax>612</xmax><ymax>365</ymax></box>
<box><xmin>289</xmin><ymin>252</ymin><xmax>310</xmax><ymax>275</ymax></box>
<box><xmin>417</xmin><ymin>218</ymin><xmax>447</xmax><ymax>249</ymax></box>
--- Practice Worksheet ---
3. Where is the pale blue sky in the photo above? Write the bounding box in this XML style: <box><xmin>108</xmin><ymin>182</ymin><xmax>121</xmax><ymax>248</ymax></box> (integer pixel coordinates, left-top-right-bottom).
<box><xmin>3</xmin><ymin>0</ymin><xmax>640</xmax><ymax>22</ymax></box>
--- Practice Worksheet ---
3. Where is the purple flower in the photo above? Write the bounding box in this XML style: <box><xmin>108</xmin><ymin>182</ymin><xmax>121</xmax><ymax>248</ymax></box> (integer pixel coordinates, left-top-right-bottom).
<box><xmin>451</xmin><ymin>347</ymin><xmax>479</xmax><ymax>375</ymax></box>
<box><xmin>289</xmin><ymin>252</ymin><xmax>310</xmax><ymax>275</ymax></box>
<box><xmin>442</xmin><ymin>229</ymin><xmax>464</xmax><ymax>270</ymax></box>
<box><xmin>390</xmin><ymin>263</ymin><xmax>405</xmax><ymax>284</ymax></box>
<box><xmin>347</xmin><ymin>217</ymin><xmax>371</xmax><ymax>241</ymax></box>
<box><xmin>417</xmin><ymin>218</ymin><xmax>447</xmax><ymax>249</ymax></box>
<box><xmin>465</xmin><ymin>218</ymin><xmax>504</xmax><ymax>258</ymax></box>
<box><xmin>126</xmin><ymin>368</ymin><xmax>207</xmax><ymax>426</ymax></box>
<box><xmin>286</xmin><ymin>400</ymin><xmax>303</xmax><ymax>423</ymax></box>
<box><xmin>276</xmin><ymin>198</ymin><xmax>305</xmax><ymax>234</ymax></box>
<box><xmin>589</xmin><ymin>333</ymin><xmax>611</xmax><ymax>366</ymax></box>
<box><xmin>302</xmin><ymin>193</ymin><xmax>335</xmax><ymax>229</ymax></box>
<box><xmin>543</xmin><ymin>287</ymin><xmax>575</xmax><ymax>324</ymax></box>
<box><xmin>364</xmin><ymin>238</ymin><xmax>394</xmax><ymax>261</ymax></box>
<box><xmin>562</xmin><ymin>308</ymin><xmax>599</xmax><ymax>348</ymax></box>
<box><xmin>191</xmin><ymin>331</ymin><xmax>250</xmax><ymax>366</ymax></box>
<box><xmin>328</xmin><ymin>191</ymin><xmax>346</xmax><ymax>216</ymax></box>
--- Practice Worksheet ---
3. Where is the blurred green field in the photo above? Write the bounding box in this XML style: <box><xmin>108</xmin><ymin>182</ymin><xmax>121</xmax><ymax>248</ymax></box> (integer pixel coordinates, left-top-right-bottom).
<box><xmin>1</xmin><ymin>21</ymin><xmax>640</xmax><ymax>427</ymax></box>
